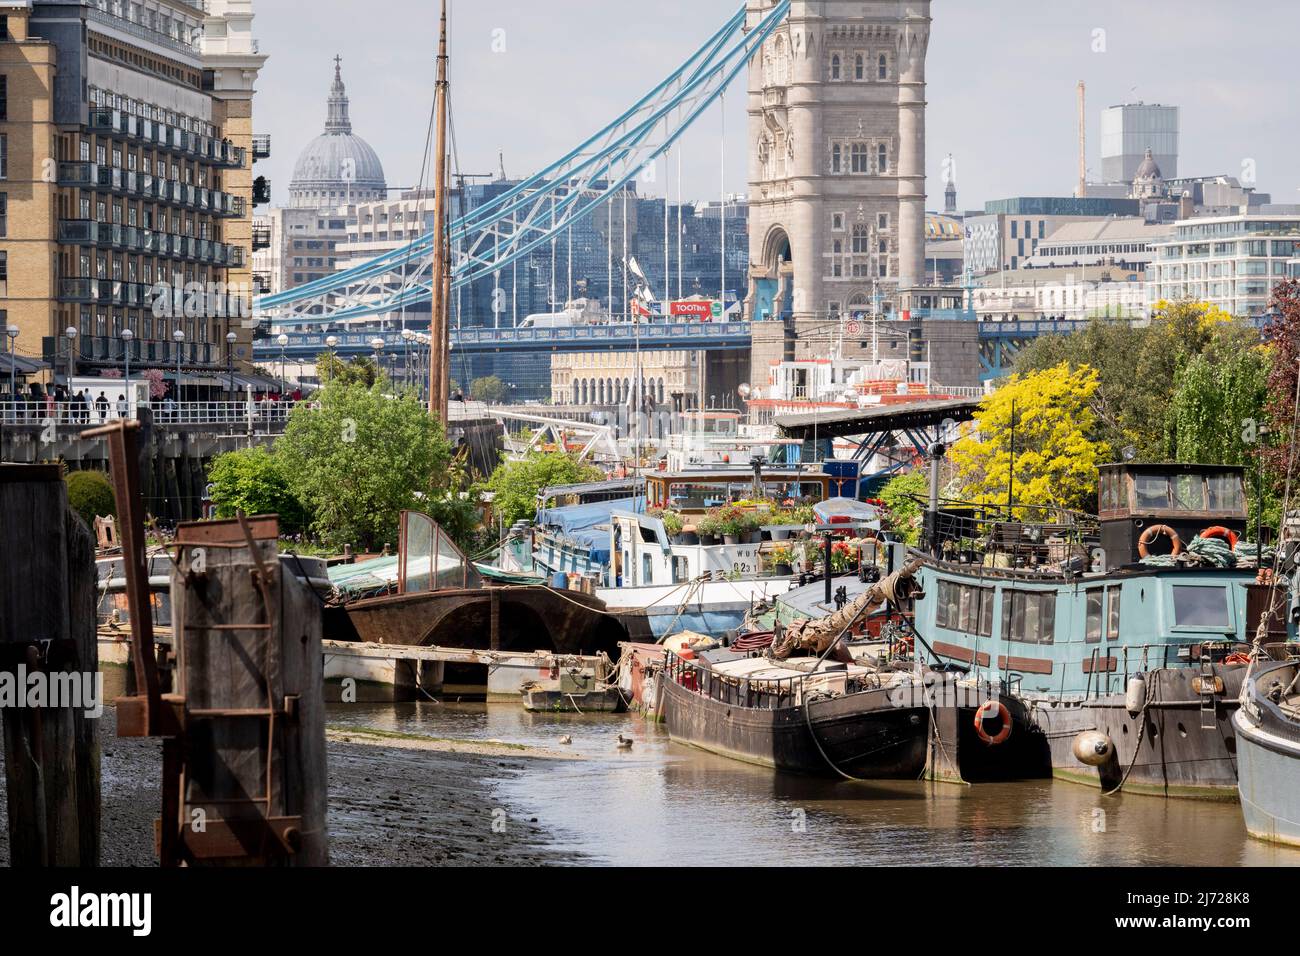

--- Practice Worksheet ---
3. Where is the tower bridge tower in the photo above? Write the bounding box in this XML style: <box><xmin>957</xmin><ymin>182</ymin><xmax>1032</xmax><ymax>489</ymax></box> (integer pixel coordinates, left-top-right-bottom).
<box><xmin>744</xmin><ymin>0</ymin><xmax>930</xmax><ymax>340</ymax></box>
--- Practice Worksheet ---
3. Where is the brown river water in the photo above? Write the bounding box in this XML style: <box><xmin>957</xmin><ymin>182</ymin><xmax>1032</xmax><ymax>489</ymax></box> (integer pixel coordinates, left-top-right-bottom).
<box><xmin>327</xmin><ymin>701</ymin><xmax>1300</xmax><ymax>867</ymax></box>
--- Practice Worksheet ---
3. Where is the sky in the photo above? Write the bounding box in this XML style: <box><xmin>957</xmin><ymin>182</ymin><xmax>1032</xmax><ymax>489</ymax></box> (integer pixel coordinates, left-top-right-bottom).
<box><xmin>251</xmin><ymin>0</ymin><xmax>1298</xmax><ymax>213</ymax></box>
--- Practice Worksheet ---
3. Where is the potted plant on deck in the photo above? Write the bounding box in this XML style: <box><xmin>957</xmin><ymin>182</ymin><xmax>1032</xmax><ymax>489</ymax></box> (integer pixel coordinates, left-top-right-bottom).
<box><xmin>768</xmin><ymin>545</ymin><xmax>794</xmax><ymax>577</ymax></box>
<box><xmin>696</xmin><ymin>511</ymin><xmax>721</xmax><ymax>546</ymax></box>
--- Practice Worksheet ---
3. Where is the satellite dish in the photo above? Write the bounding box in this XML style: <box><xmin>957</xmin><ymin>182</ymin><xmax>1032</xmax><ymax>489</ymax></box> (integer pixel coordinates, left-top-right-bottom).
<box><xmin>738</xmin><ymin>382</ymin><xmax>751</xmax><ymax>399</ymax></box>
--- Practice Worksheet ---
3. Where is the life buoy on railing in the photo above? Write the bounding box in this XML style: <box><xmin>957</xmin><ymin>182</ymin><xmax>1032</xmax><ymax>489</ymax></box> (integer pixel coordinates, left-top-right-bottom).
<box><xmin>1200</xmin><ymin>525</ymin><xmax>1239</xmax><ymax>550</ymax></box>
<box><xmin>974</xmin><ymin>700</ymin><xmax>1013</xmax><ymax>746</ymax></box>
<box><xmin>1137</xmin><ymin>524</ymin><xmax>1183</xmax><ymax>558</ymax></box>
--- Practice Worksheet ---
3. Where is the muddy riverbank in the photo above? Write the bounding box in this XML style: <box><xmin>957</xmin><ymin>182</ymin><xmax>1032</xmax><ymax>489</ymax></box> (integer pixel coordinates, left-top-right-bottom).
<box><xmin>0</xmin><ymin>706</ymin><xmax>583</xmax><ymax>866</ymax></box>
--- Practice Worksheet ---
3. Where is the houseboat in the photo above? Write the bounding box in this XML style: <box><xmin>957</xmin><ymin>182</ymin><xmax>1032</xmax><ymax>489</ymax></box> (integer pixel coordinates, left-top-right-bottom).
<box><xmin>908</xmin><ymin>461</ymin><xmax>1289</xmax><ymax>798</ymax></box>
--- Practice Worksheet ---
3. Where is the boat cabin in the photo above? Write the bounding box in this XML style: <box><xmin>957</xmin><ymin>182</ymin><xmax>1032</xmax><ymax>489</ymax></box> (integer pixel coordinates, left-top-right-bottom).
<box><xmin>646</xmin><ymin>468</ymin><xmax>833</xmax><ymax>513</ymax></box>
<box><xmin>1099</xmin><ymin>463</ymin><xmax>1247</xmax><ymax>569</ymax></box>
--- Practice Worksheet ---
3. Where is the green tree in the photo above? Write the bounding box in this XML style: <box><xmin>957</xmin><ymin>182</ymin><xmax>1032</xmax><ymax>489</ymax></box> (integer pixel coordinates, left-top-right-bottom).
<box><xmin>470</xmin><ymin>375</ymin><xmax>509</xmax><ymax>404</ymax></box>
<box><xmin>482</xmin><ymin>452</ymin><xmax>603</xmax><ymax>527</ymax></box>
<box><xmin>950</xmin><ymin>363</ymin><xmax>1105</xmax><ymax>514</ymax></box>
<box><xmin>65</xmin><ymin>470</ymin><xmax>116</xmax><ymax>529</ymax></box>
<box><xmin>317</xmin><ymin>352</ymin><xmax>384</xmax><ymax>388</ymax></box>
<box><xmin>207</xmin><ymin>446</ymin><xmax>308</xmax><ymax>534</ymax></box>
<box><xmin>275</xmin><ymin>380</ymin><xmax>459</xmax><ymax>550</ymax></box>
<box><xmin>878</xmin><ymin>470</ymin><xmax>928</xmax><ymax>545</ymax></box>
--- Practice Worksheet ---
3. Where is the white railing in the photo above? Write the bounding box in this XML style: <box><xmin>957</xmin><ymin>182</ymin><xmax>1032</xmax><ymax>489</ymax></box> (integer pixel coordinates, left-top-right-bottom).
<box><xmin>0</xmin><ymin>400</ymin><xmax>308</xmax><ymax>428</ymax></box>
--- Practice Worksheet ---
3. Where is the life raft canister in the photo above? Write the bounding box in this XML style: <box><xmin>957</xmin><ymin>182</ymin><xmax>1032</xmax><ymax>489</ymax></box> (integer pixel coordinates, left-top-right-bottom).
<box><xmin>1137</xmin><ymin>524</ymin><xmax>1183</xmax><ymax>558</ymax></box>
<box><xmin>974</xmin><ymin>700</ymin><xmax>1012</xmax><ymax>746</ymax></box>
<box><xmin>1199</xmin><ymin>525</ymin><xmax>1239</xmax><ymax>550</ymax></box>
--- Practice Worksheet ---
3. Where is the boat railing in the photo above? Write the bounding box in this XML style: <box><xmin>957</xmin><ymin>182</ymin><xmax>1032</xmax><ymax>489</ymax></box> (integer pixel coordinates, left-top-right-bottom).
<box><xmin>664</xmin><ymin>649</ymin><xmax>802</xmax><ymax>710</ymax></box>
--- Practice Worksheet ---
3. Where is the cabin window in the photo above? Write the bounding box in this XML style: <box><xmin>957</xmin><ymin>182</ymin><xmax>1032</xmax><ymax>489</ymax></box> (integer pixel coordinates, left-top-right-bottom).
<box><xmin>1171</xmin><ymin>474</ymin><xmax>1205</xmax><ymax>511</ymax></box>
<box><xmin>671</xmin><ymin>556</ymin><xmax>689</xmax><ymax>583</ymax></box>
<box><xmin>1107</xmin><ymin>584</ymin><xmax>1122</xmax><ymax>639</ymax></box>
<box><xmin>1171</xmin><ymin>585</ymin><xmax>1229</xmax><ymax>629</ymax></box>
<box><xmin>1085</xmin><ymin>589</ymin><xmax>1103</xmax><ymax>643</ymax></box>
<box><xmin>1099</xmin><ymin>474</ymin><xmax>1116</xmax><ymax>512</ymax></box>
<box><xmin>1133</xmin><ymin>474</ymin><xmax>1169</xmax><ymax>510</ymax></box>
<box><xmin>641</xmin><ymin>554</ymin><xmax>654</xmax><ymax>584</ymax></box>
<box><xmin>1207</xmin><ymin>473</ymin><xmax>1244</xmax><ymax>512</ymax></box>
<box><xmin>936</xmin><ymin>580</ymin><xmax>992</xmax><ymax>636</ymax></box>
<box><xmin>1001</xmin><ymin>590</ymin><xmax>1056</xmax><ymax>645</ymax></box>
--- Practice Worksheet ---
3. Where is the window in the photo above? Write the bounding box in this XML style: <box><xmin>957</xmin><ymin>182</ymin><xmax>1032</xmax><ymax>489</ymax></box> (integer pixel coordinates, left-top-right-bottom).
<box><xmin>878</xmin><ymin>213</ymin><xmax>889</xmax><ymax>230</ymax></box>
<box><xmin>851</xmin><ymin>143</ymin><xmax>868</xmax><ymax>173</ymax></box>
<box><xmin>878</xmin><ymin>54</ymin><xmax>888</xmax><ymax>79</ymax></box>
<box><xmin>831</xmin><ymin>212</ymin><xmax>844</xmax><ymax>231</ymax></box>
<box><xmin>831</xmin><ymin>143</ymin><xmax>841</xmax><ymax>173</ymax></box>
<box><xmin>877</xmin><ymin>144</ymin><xmax>888</xmax><ymax>173</ymax></box>
<box><xmin>1170</xmin><ymin>473</ymin><xmax>1204</xmax><ymax>511</ymax></box>
<box><xmin>0</xmin><ymin>193</ymin><xmax>5</xmax><ymax>238</ymax></box>
<box><xmin>1085</xmin><ymin>589</ymin><xmax>1103</xmax><ymax>643</ymax></box>
<box><xmin>0</xmin><ymin>134</ymin><xmax>6</xmax><ymax>180</ymax></box>
<box><xmin>1171</xmin><ymin>585</ymin><xmax>1229</xmax><ymax>629</ymax></box>
<box><xmin>0</xmin><ymin>252</ymin><xmax>7</xmax><ymax>296</ymax></box>
<box><xmin>935</xmin><ymin>581</ymin><xmax>993</xmax><ymax>636</ymax></box>
<box><xmin>1133</xmin><ymin>474</ymin><xmax>1169</xmax><ymax>510</ymax></box>
<box><xmin>1000</xmin><ymin>590</ymin><xmax>1056</xmax><ymax>644</ymax></box>
<box><xmin>851</xmin><ymin>224</ymin><xmax>869</xmax><ymax>254</ymax></box>
<box><xmin>1207</xmin><ymin>472</ymin><xmax>1243</xmax><ymax>512</ymax></box>
<box><xmin>854</xmin><ymin>54</ymin><xmax>864</xmax><ymax>80</ymax></box>
<box><xmin>830</xmin><ymin>54</ymin><xmax>840</xmax><ymax>80</ymax></box>
<box><xmin>0</xmin><ymin>76</ymin><xmax>6</xmax><ymax>121</ymax></box>
<box><xmin>1107</xmin><ymin>585</ymin><xmax>1122</xmax><ymax>640</ymax></box>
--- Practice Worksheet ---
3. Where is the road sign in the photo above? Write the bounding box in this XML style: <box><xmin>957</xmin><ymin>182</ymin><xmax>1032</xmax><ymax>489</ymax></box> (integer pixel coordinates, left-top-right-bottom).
<box><xmin>710</xmin><ymin>300</ymin><xmax>723</xmax><ymax>318</ymax></box>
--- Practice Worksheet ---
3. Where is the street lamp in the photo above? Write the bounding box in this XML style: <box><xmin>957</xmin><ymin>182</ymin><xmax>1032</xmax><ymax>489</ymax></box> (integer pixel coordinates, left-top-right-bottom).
<box><xmin>64</xmin><ymin>326</ymin><xmax>78</xmax><ymax>394</ymax></box>
<box><xmin>370</xmin><ymin>336</ymin><xmax>385</xmax><ymax>384</ymax></box>
<box><xmin>401</xmin><ymin>329</ymin><xmax>414</xmax><ymax>389</ymax></box>
<box><xmin>277</xmin><ymin>332</ymin><xmax>289</xmax><ymax>395</ymax></box>
<box><xmin>6</xmin><ymin>324</ymin><xmax>18</xmax><ymax>417</ymax></box>
<box><xmin>226</xmin><ymin>331</ymin><xmax>237</xmax><ymax>392</ymax></box>
<box><xmin>172</xmin><ymin>329</ymin><xmax>185</xmax><ymax>405</ymax></box>
<box><xmin>324</xmin><ymin>334</ymin><xmax>338</xmax><ymax>385</ymax></box>
<box><xmin>120</xmin><ymin>327</ymin><xmax>134</xmax><ymax>418</ymax></box>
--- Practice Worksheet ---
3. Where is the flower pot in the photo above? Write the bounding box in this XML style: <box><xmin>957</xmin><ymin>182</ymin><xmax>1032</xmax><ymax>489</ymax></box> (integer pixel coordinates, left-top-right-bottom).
<box><xmin>699</xmin><ymin>533</ymin><xmax>719</xmax><ymax>546</ymax></box>
<box><xmin>723</xmin><ymin>534</ymin><xmax>740</xmax><ymax>545</ymax></box>
<box><xmin>773</xmin><ymin>562</ymin><xmax>793</xmax><ymax>576</ymax></box>
<box><xmin>770</xmin><ymin>528</ymin><xmax>791</xmax><ymax>541</ymax></box>
<box><xmin>677</xmin><ymin>531</ymin><xmax>700</xmax><ymax>545</ymax></box>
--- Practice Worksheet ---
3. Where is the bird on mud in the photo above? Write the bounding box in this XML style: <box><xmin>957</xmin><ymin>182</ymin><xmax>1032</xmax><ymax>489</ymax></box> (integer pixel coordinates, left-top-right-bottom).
<box><xmin>616</xmin><ymin>734</ymin><xmax>633</xmax><ymax>750</ymax></box>
<box><xmin>558</xmin><ymin>734</ymin><xmax>573</xmax><ymax>745</ymax></box>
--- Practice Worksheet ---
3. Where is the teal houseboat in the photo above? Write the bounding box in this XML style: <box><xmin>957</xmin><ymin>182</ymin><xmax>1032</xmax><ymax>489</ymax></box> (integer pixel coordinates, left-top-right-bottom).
<box><xmin>909</xmin><ymin>462</ymin><xmax>1291</xmax><ymax>799</ymax></box>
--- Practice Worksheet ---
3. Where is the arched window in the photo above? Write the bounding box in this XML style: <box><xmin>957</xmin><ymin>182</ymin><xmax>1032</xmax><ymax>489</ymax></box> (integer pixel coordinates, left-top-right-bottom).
<box><xmin>879</xmin><ymin>239</ymin><xmax>888</xmax><ymax>255</ymax></box>
<box><xmin>580</xmin><ymin>380</ymin><xmax>588</xmax><ymax>404</ymax></box>
<box><xmin>878</xmin><ymin>54</ymin><xmax>888</xmax><ymax>80</ymax></box>
<box><xmin>831</xmin><ymin>143</ymin><xmax>841</xmax><ymax>173</ymax></box>
<box><xmin>833</xmin><ymin>239</ymin><xmax>843</xmax><ymax>254</ymax></box>
<box><xmin>851</xmin><ymin>143</ymin><xmax>868</xmax><ymax>173</ymax></box>
<box><xmin>854</xmin><ymin>55</ymin><xmax>864</xmax><ymax>80</ymax></box>
<box><xmin>829</xmin><ymin>54</ymin><xmax>840</xmax><ymax>80</ymax></box>
<box><xmin>851</xmin><ymin>224</ymin><xmax>869</xmax><ymax>254</ymax></box>
<box><xmin>877</xmin><ymin>144</ymin><xmax>888</xmax><ymax>173</ymax></box>
<box><xmin>658</xmin><ymin>378</ymin><xmax>665</xmax><ymax>404</ymax></box>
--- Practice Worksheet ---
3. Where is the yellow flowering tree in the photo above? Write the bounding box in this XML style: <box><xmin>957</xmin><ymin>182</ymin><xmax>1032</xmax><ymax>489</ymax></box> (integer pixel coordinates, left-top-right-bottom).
<box><xmin>950</xmin><ymin>363</ymin><xmax>1106</xmax><ymax>514</ymax></box>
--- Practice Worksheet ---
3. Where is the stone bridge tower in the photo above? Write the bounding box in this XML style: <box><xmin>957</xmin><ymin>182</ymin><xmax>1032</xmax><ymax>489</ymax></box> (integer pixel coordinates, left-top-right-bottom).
<box><xmin>744</xmin><ymin>0</ymin><xmax>930</xmax><ymax>338</ymax></box>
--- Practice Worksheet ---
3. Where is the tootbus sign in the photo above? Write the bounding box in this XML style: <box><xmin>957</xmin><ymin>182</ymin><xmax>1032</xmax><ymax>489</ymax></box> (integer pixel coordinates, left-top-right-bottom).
<box><xmin>669</xmin><ymin>301</ymin><xmax>714</xmax><ymax>320</ymax></box>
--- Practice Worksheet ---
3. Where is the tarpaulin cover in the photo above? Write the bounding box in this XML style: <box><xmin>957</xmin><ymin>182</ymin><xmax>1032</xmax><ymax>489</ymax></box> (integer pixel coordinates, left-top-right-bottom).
<box><xmin>535</xmin><ymin>496</ymin><xmax>644</xmax><ymax>565</ymax></box>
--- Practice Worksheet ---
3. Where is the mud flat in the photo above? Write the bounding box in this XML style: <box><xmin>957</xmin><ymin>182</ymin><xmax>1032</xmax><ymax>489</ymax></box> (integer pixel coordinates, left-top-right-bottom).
<box><xmin>0</xmin><ymin>708</ymin><xmax>584</xmax><ymax>866</ymax></box>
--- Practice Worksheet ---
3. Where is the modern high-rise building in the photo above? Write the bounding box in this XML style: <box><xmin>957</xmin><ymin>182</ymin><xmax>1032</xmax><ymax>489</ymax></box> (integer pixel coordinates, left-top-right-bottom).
<box><xmin>1101</xmin><ymin>103</ymin><xmax>1179</xmax><ymax>184</ymax></box>
<box><xmin>0</xmin><ymin>0</ymin><xmax>267</xmax><ymax>387</ymax></box>
<box><xmin>744</xmin><ymin>0</ymin><xmax>931</xmax><ymax>324</ymax></box>
<box><xmin>1149</xmin><ymin>214</ymin><xmax>1300</xmax><ymax>317</ymax></box>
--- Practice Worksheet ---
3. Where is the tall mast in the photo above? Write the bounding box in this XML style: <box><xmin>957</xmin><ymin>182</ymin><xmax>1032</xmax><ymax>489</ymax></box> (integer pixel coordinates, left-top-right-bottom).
<box><xmin>429</xmin><ymin>0</ymin><xmax>450</xmax><ymax>420</ymax></box>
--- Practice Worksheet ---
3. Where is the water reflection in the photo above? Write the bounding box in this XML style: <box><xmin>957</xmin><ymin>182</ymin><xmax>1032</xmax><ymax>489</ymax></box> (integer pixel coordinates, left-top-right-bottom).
<box><xmin>326</xmin><ymin>702</ymin><xmax>1300</xmax><ymax>867</ymax></box>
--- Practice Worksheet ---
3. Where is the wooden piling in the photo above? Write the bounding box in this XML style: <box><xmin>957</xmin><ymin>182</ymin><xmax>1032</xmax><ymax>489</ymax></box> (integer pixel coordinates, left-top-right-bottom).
<box><xmin>0</xmin><ymin>464</ymin><xmax>101</xmax><ymax>866</ymax></box>
<box><xmin>170</xmin><ymin>516</ymin><xmax>328</xmax><ymax>865</ymax></box>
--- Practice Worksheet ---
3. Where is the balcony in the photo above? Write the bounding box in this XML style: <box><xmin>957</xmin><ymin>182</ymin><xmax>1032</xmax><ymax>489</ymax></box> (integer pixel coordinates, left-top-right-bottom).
<box><xmin>58</xmin><ymin>161</ymin><xmax>243</xmax><ymax>218</ymax></box>
<box><xmin>56</xmin><ymin>220</ymin><xmax>242</xmax><ymax>269</ymax></box>
<box><xmin>251</xmin><ymin>223</ymin><xmax>271</xmax><ymax>250</ymax></box>
<box><xmin>252</xmin><ymin>176</ymin><xmax>271</xmax><ymax>207</ymax></box>
<box><xmin>252</xmin><ymin>272</ymin><xmax>272</xmax><ymax>295</ymax></box>
<box><xmin>70</xmin><ymin>335</ymin><xmax>218</xmax><ymax>369</ymax></box>
<box><xmin>86</xmin><ymin>109</ymin><xmax>246</xmax><ymax>168</ymax></box>
<box><xmin>252</xmin><ymin>134</ymin><xmax>271</xmax><ymax>161</ymax></box>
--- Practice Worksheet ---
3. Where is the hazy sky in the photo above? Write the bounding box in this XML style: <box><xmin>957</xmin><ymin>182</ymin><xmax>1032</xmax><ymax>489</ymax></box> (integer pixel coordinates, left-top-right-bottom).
<box><xmin>251</xmin><ymin>0</ymin><xmax>1298</xmax><ymax>212</ymax></box>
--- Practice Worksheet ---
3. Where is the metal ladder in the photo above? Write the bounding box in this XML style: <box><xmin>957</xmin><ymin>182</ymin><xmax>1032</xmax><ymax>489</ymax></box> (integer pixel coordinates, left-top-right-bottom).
<box><xmin>1199</xmin><ymin>645</ymin><xmax>1217</xmax><ymax>731</ymax></box>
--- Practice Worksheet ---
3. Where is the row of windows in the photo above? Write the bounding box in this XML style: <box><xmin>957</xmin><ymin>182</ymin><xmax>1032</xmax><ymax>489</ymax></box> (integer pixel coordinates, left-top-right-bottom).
<box><xmin>828</xmin><ymin>53</ymin><xmax>890</xmax><ymax>82</ymax></box>
<box><xmin>829</xmin><ymin>142</ymin><xmax>889</xmax><ymax>175</ymax></box>
<box><xmin>831</xmin><ymin>212</ymin><xmax>890</xmax><ymax>232</ymax></box>
<box><xmin>935</xmin><ymin>581</ymin><xmax>1060</xmax><ymax>646</ymax></box>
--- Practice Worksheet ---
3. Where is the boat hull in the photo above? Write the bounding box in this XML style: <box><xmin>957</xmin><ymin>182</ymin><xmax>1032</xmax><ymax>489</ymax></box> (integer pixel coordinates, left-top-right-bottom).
<box><xmin>1031</xmin><ymin>666</ymin><xmax>1245</xmax><ymax>800</ymax></box>
<box><xmin>1234</xmin><ymin>661</ymin><xmax>1300</xmax><ymax>845</ymax></box>
<box><xmin>659</xmin><ymin>672</ymin><xmax>928</xmax><ymax>779</ymax></box>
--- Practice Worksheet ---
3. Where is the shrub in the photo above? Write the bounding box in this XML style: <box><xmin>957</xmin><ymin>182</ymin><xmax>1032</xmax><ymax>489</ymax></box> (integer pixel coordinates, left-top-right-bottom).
<box><xmin>66</xmin><ymin>470</ymin><xmax>117</xmax><ymax>529</ymax></box>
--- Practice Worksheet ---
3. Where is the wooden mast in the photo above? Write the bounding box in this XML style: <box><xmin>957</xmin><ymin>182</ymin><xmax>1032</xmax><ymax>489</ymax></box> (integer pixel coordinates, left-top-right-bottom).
<box><xmin>428</xmin><ymin>0</ymin><xmax>450</xmax><ymax>420</ymax></box>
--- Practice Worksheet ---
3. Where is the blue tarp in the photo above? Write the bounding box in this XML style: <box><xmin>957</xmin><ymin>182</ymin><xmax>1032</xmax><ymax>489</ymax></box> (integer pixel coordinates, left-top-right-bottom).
<box><xmin>535</xmin><ymin>496</ymin><xmax>644</xmax><ymax>566</ymax></box>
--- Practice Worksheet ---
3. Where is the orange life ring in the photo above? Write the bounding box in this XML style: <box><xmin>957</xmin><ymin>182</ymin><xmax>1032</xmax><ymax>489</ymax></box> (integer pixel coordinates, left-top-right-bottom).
<box><xmin>974</xmin><ymin>701</ymin><xmax>1013</xmax><ymax>746</ymax></box>
<box><xmin>1224</xmin><ymin>652</ymin><xmax>1252</xmax><ymax>666</ymax></box>
<box><xmin>1137</xmin><ymin>524</ymin><xmax>1183</xmax><ymax>558</ymax></box>
<box><xmin>1200</xmin><ymin>525</ymin><xmax>1239</xmax><ymax>550</ymax></box>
